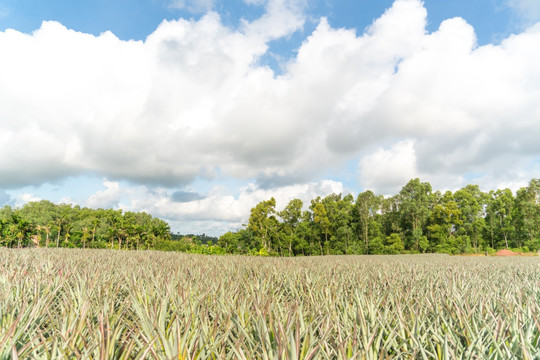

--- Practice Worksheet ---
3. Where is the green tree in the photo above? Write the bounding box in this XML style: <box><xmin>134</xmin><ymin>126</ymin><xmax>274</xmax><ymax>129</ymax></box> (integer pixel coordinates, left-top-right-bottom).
<box><xmin>310</xmin><ymin>199</ymin><xmax>330</xmax><ymax>255</ymax></box>
<box><xmin>355</xmin><ymin>190</ymin><xmax>382</xmax><ymax>253</ymax></box>
<box><xmin>295</xmin><ymin>212</ymin><xmax>314</xmax><ymax>256</ymax></box>
<box><xmin>384</xmin><ymin>233</ymin><xmax>404</xmax><ymax>254</ymax></box>
<box><xmin>427</xmin><ymin>191</ymin><xmax>463</xmax><ymax>254</ymax></box>
<box><xmin>247</xmin><ymin>198</ymin><xmax>277</xmax><ymax>252</ymax></box>
<box><xmin>485</xmin><ymin>189</ymin><xmax>515</xmax><ymax>249</ymax></box>
<box><xmin>332</xmin><ymin>194</ymin><xmax>355</xmax><ymax>254</ymax></box>
<box><xmin>218</xmin><ymin>231</ymin><xmax>240</xmax><ymax>253</ymax></box>
<box><xmin>11</xmin><ymin>214</ymin><xmax>32</xmax><ymax>248</ymax></box>
<box><xmin>278</xmin><ymin>199</ymin><xmax>303</xmax><ymax>256</ymax></box>
<box><xmin>380</xmin><ymin>195</ymin><xmax>402</xmax><ymax>241</ymax></box>
<box><xmin>514</xmin><ymin>179</ymin><xmax>540</xmax><ymax>250</ymax></box>
<box><xmin>454</xmin><ymin>185</ymin><xmax>486</xmax><ymax>252</ymax></box>
<box><xmin>398</xmin><ymin>179</ymin><xmax>433</xmax><ymax>251</ymax></box>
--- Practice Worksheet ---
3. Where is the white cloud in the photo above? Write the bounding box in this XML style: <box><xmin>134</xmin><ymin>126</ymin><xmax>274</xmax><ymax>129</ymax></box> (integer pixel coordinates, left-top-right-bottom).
<box><xmin>359</xmin><ymin>140</ymin><xmax>419</xmax><ymax>195</ymax></box>
<box><xmin>85</xmin><ymin>180</ymin><xmax>128</xmax><ymax>209</ymax></box>
<box><xmin>358</xmin><ymin>139</ymin><xmax>473</xmax><ymax>195</ymax></box>
<box><xmin>1</xmin><ymin>0</ymin><xmax>540</xmax><ymax>205</ymax></box>
<box><xmin>81</xmin><ymin>179</ymin><xmax>344</xmax><ymax>235</ymax></box>
<box><xmin>242</xmin><ymin>0</ymin><xmax>307</xmax><ymax>40</ymax></box>
<box><xmin>14</xmin><ymin>193</ymin><xmax>41</xmax><ymax>208</ymax></box>
<box><xmin>138</xmin><ymin>180</ymin><xmax>342</xmax><ymax>221</ymax></box>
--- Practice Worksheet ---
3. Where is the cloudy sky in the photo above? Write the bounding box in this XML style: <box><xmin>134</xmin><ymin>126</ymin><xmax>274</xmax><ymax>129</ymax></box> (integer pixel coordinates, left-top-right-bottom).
<box><xmin>1</xmin><ymin>0</ymin><xmax>540</xmax><ymax>235</ymax></box>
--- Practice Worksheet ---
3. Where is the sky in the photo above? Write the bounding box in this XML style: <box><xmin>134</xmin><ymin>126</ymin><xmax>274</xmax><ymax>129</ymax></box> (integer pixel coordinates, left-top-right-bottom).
<box><xmin>1</xmin><ymin>0</ymin><xmax>540</xmax><ymax>236</ymax></box>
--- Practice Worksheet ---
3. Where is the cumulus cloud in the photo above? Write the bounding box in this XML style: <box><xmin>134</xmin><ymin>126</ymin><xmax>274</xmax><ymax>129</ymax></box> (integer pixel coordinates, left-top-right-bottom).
<box><xmin>13</xmin><ymin>193</ymin><xmax>41</xmax><ymax>208</ymax></box>
<box><xmin>359</xmin><ymin>17</ymin><xmax>540</xmax><ymax>191</ymax></box>
<box><xmin>85</xmin><ymin>180</ymin><xmax>128</xmax><ymax>209</ymax></box>
<box><xmin>79</xmin><ymin>178</ymin><xmax>344</xmax><ymax>234</ymax></box>
<box><xmin>136</xmin><ymin>180</ymin><xmax>342</xmax><ymax>221</ymax></box>
<box><xmin>1</xmin><ymin>0</ymin><xmax>540</xmax><ymax>201</ymax></box>
<box><xmin>242</xmin><ymin>0</ymin><xmax>307</xmax><ymax>40</ymax></box>
<box><xmin>359</xmin><ymin>140</ymin><xmax>419</xmax><ymax>194</ymax></box>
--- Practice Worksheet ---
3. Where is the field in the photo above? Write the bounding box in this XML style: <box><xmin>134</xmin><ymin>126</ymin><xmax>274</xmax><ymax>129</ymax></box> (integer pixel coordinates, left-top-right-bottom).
<box><xmin>0</xmin><ymin>249</ymin><xmax>539</xmax><ymax>359</ymax></box>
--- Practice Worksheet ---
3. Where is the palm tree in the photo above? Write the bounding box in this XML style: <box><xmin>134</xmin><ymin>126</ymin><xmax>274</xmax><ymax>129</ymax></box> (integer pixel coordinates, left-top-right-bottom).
<box><xmin>81</xmin><ymin>227</ymin><xmax>90</xmax><ymax>249</ymax></box>
<box><xmin>54</xmin><ymin>217</ymin><xmax>65</xmax><ymax>247</ymax></box>
<box><xmin>15</xmin><ymin>218</ymin><xmax>31</xmax><ymax>248</ymax></box>
<box><xmin>43</xmin><ymin>224</ymin><xmax>52</xmax><ymax>247</ymax></box>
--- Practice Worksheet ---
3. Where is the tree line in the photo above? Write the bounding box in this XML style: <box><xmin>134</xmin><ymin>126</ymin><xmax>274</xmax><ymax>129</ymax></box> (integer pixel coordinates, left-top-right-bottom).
<box><xmin>218</xmin><ymin>178</ymin><xmax>540</xmax><ymax>255</ymax></box>
<box><xmin>0</xmin><ymin>200</ymin><xmax>171</xmax><ymax>250</ymax></box>
<box><xmin>2</xmin><ymin>178</ymin><xmax>540</xmax><ymax>255</ymax></box>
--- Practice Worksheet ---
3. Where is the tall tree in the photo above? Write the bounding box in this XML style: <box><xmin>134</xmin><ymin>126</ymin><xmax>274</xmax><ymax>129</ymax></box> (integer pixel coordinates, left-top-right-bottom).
<box><xmin>427</xmin><ymin>191</ymin><xmax>463</xmax><ymax>254</ymax></box>
<box><xmin>485</xmin><ymin>189</ymin><xmax>515</xmax><ymax>249</ymax></box>
<box><xmin>310</xmin><ymin>198</ymin><xmax>330</xmax><ymax>255</ymax></box>
<box><xmin>355</xmin><ymin>190</ymin><xmax>382</xmax><ymax>253</ymax></box>
<box><xmin>514</xmin><ymin>179</ymin><xmax>540</xmax><ymax>249</ymax></box>
<box><xmin>454</xmin><ymin>185</ymin><xmax>486</xmax><ymax>252</ymax></box>
<box><xmin>247</xmin><ymin>198</ymin><xmax>277</xmax><ymax>251</ymax></box>
<box><xmin>398</xmin><ymin>179</ymin><xmax>433</xmax><ymax>251</ymax></box>
<box><xmin>333</xmin><ymin>194</ymin><xmax>355</xmax><ymax>254</ymax></box>
<box><xmin>278</xmin><ymin>199</ymin><xmax>303</xmax><ymax>256</ymax></box>
<box><xmin>381</xmin><ymin>195</ymin><xmax>401</xmax><ymax>240</ymax></box>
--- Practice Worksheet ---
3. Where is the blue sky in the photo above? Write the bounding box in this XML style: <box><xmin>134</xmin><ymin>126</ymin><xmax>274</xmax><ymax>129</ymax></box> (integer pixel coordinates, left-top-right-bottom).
<box><xmin>0</xmin><ymin>0</ymin><xmax>520</xmax><ymax>44</ymax></box>
<box><xmin>1</xmin><ymin>0</ymin><xmax>540</xmax><ymax>235</ymax></box>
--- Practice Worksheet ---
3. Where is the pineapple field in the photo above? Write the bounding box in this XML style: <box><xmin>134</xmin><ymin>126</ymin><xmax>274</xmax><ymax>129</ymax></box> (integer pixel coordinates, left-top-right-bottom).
<box><xmin>0</xmin><ymin>248</ymin><xmax>539</xmax><ymax>359</ymax></box>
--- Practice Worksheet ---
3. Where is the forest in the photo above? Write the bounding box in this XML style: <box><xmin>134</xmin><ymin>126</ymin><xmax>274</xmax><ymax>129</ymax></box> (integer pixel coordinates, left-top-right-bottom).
<box><xmin>1</xmin><ymin>178</ymin><xmax>540</xmax><ymax>255</ymax></box>
<box><xmin>220</xmin><ymin>178</ymin><xmax>540</xmax><ymax>256</ymax></box>
<box><xmin>0</xmin><ymin>201</ymin><xmax>172</xmax><ymax>250</ymax></box>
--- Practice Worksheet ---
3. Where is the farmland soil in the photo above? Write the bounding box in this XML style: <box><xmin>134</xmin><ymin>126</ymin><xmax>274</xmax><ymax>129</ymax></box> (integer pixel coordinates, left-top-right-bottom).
<box><xmin>495</xmin><ymin>249</ymin><xmax>517</xmax><ymax>256</ymax></box>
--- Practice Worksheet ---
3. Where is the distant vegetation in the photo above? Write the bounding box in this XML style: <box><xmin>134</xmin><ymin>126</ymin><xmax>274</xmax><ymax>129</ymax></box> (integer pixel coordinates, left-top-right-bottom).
<box><xmin>1</xmin><ymin>249</ymin><xmax>538</xmax><ymax>358</ymax></box>
<box><xmin>221</xmin><ymin>178</ymin><xmax>540</xmax><ymax>256</ymax></box>
<box><xmin>171</xmin><ymin>233</ymin><xmax>218</xmax><ymax>244</ymax></box>
<box><xmin>0</xmin><ymin>201</ymin><xmax>171</xmax><ymax>250</ymax></box>
<box><xmin>1</xmin><ymin>178</ymin><xmax>540</xmax><ymax>255</ymax></box>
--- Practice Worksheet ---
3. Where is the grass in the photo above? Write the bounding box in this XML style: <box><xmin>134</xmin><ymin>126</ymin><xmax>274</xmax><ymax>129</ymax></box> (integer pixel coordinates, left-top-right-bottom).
<box><xmin>0</xmin><ymin>248</ymin><xmax>539</xmax><ymax>359</ymax></box>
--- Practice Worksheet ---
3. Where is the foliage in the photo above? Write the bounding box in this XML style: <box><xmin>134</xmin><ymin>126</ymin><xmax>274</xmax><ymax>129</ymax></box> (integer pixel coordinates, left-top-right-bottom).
<box><xmin>235</xmin><ymin>178</ymin><xmax>540</xmax><ymax>256</ymax></box>
<box><xmin>0</xmin><ymin>201</ymin><xmax>170</xmax><ymax>250</ymax></box>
